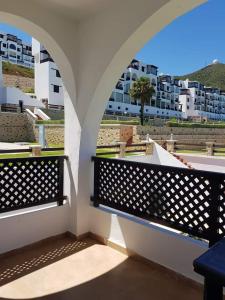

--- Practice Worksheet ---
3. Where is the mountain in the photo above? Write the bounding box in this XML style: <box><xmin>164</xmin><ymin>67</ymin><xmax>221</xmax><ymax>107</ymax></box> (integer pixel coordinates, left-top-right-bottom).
<box><xmin>176</xmin><ymin>63</ymin><xmax>225</xmax><ymax>91</ymax></box>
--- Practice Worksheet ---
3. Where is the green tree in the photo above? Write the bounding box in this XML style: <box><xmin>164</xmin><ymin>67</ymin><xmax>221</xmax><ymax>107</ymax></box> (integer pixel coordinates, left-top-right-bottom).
<box><xmin>129</xmin><ymin>77</ymin><xmax>155</xmax><ymax>126</ymax></box>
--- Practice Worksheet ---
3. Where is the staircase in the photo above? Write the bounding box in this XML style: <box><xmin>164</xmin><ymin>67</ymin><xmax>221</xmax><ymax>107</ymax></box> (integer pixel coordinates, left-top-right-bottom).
<box><xmin>172</xmin><ymin>153</ymin><xmax>194</xmax><ymax>169</ymax></box>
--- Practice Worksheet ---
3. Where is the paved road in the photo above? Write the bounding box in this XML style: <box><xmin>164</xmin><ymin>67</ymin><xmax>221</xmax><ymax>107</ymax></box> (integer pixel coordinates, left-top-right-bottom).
<box><xmin>191</xmin><ymin>162</ymin><xmax>225</xmax><ymax>173</ymax></box>
<box><xmin>179</xmin><ymin>154</ymin><xmax>225</xmax><ymax>173</ymax></box>
<box><xmin>0</xmin><ymin>142</ymin><xmax>29</xmax><ymax>150</ymax></box>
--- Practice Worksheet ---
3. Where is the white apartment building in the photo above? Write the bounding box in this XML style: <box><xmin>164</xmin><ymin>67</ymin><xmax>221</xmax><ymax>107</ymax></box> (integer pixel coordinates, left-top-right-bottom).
<box><xmin>31</xmin><ymin>50</ymin><xmax>225</xmax><ymax>120</ymax></box>
<box><xmin>0</xmin><ymin>32</ymin><xmax>34</xmax><ymax>68</ymax></box>
<box><xmin>106</xmin><ymin>59</ymin><xmax>183</xmax><ymax>119</ymax></box>
<box><xmin>179</xmin><ymin>79</ymin><xmax>225</xmax><ymax>120</ymax></box>
<box><xmin>106</xmin><ymin>59</ymin><xmax>225</xmax><ymax>121</ymax></box>
<box><xmin>32</xmin><ymin>38</ymin><xmax>64</xmax><ymax>109</ymax></box>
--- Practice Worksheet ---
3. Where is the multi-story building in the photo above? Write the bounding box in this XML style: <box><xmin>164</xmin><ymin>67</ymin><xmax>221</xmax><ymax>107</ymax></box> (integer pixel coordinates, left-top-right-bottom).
<box><xmin>106</xmin><ymin>59</ymin><xmax>225</xmax><ymax>121</ymax></box>
<box><xmin>106</xmin><ymin>59</ymin><xmax>183</xmax><ymax>119</ymax></box>
<box><xmin>179</xmin><ymin>79</ymin><xmax>225</xmax><ymax>120</ymax></box>
<box><xmin>31</xmin><ymin>51</ymin><xmax>225</xmax><ymax>120</ymax></box>
<box><xmin>32</xmin><ymin>38</ymin><xmax>64</xmax><ymax>109</ymax></box>
<box><xmin>0</xmin><ymin>32</ymin><xmax>34</xmax><ymax>68</ymax></box>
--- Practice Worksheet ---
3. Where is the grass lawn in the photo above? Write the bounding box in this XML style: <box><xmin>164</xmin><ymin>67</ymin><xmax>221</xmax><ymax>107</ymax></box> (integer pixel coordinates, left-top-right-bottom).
<box><xmin>0</xmin><ymin>150</ymin><xmax>64</xmax><ymax>159</ymax></box>
<box><xmin>176</xmin><ymin>150</ymin><xmax>205</xmax><ymax>155</ymax></box>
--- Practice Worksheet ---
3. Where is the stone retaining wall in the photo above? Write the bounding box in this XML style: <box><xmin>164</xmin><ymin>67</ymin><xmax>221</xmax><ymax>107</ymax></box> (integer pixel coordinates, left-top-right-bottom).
<box><xmin>0</xmin><ymin>112</ymin><xmax>35</xmax><ymax>142</ymax></box>
<box><xmin>3</xmin><ymin>74</ymin><xmax>34</xmax><ymax>92</ymax></box>
<box><xmin>34</xmin><ymin>125</ymin><xmax>64</xmax><ymax>146</ymax></box>
<box><xmin>98</xmin><ymin>125</ymin><xmax>225</xmax><ymax>145</ymax></box>
<box><xmin>134</xmin><ymin>126</ymin><xmax>225</xmax><ymax>144</ymax></box>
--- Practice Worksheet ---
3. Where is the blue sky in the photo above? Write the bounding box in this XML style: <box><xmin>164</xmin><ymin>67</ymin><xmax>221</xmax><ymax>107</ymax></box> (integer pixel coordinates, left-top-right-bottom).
<box><xmin>136</xmin><ymin>0</ymin><xmax>225</xmax><ymax>75</ymax></box>
<box><xmin>0</xmin><ymin>0</ymin><xmax>224</xmax><ymax>75</ymax></box>
<box><xmin>0</xmin><ymin>23</ymin><xmax>31</xmax><ymax>44</ymax></box>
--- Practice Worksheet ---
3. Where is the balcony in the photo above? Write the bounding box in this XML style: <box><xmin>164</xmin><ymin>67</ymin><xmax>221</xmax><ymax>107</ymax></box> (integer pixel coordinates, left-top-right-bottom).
<box><xmin>92</xmin><ymin>156</ymin><xmax>225</xmax><ymax>247</ymax></box>
<box><xmin>0</xmin><ymin>155</ymin><xmax>65</xmax><ymax>214</ymax></box>
<box><xmin>0</xmin><ymin>233</ymin><xmax>202</xmax><ymax>300</ymax></box>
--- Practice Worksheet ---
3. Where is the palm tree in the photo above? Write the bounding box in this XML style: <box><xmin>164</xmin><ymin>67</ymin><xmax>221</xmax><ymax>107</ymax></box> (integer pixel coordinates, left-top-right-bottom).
<box><xmin>129</xmin><ymin>77</ymin><xmax>155</xmax><ymax>125</ymax></box>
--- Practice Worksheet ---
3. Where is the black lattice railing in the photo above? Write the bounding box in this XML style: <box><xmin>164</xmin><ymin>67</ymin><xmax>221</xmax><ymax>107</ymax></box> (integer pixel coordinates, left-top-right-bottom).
<box><xmin>0</xmin><ymin>156</ymin><xmax>66</xmax><ymax>213</ymax></box>
<box><xmin>92</xmin><ymin>156</ymin><xmax>225</xmax><ymax>246</ymax></box>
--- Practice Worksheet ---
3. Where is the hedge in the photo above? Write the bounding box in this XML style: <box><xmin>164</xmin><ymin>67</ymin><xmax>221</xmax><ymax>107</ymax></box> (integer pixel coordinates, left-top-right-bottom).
<box><xmin>167</xmin><ymin>122</ymin><xmax>225</xmax><ymax>129</ymax></box>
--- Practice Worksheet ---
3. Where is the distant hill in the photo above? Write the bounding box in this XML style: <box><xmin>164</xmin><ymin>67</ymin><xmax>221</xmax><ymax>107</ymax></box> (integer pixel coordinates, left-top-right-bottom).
<box><xmin>2</xmin><ymin>61</ymin><xmax>34</xmax><ymax>78</ymax></box>
<box><xmin>176</xmin><ymin>63</ymin><xmax>225</xmax><ymax>91</ymax></box>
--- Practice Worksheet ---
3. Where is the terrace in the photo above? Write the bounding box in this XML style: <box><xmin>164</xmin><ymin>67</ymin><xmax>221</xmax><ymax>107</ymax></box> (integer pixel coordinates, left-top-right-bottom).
<box><xmin>0</xmin><ymin>0</ymin><xmax>211</xmax><ymax>299</ymax></box>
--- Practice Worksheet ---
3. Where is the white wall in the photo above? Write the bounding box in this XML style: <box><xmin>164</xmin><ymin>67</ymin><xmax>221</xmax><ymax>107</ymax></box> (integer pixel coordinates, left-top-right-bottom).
<box><xmin>106</xmin><ymin>101</ymin><xmax>183</xmax><ymax>118</ymax></box>
<box><xmin>3</xmin><ymin>87</ymin><xmax>44</xmax><ymax>107</ymax></box>
<box><xmin>89</xmin><ymin>206</ymin><xmax>206</xmax><ymax>282</ymax></box>
<box><xmin>0</xmin><ymin>203</ymin><xmax>70</xmax><ymax>254</ymax></box>
<box><xmin>48</xmin><ymin>61</ymin><xmax>64</xmax><ymax>106</ymax></box>
<box><xmin>34</xmin><ymin>60</ymin><xmax>50</xmax><ymax>102</ymax></box>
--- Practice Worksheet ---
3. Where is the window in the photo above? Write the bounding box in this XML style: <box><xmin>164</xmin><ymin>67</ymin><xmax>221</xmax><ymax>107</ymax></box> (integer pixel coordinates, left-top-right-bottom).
<box><xmin>9</xmin><ymin>44</ymin><xmax>16</xmax><ymax>50</ymax></box>
<box><xmin>17</xmin><ymin>48</ymin><xmax>21</xmax><ymax>52</ymax></box>
<box><xmin>56</xmin><ymin>70</ymin><xmax>61</xmax><ymax>77</ymax></box>
<box><xmin>109</xmin><ymin>105</ymin><xmax>112</xmax><ymax>108</ymax></box>
<box><xmin>187</xmin><ymin>98</ymin><xmax>189</xmax><ymax>102</ymax></box>
<box><xmin>53</xmin><ymin>85</ymin><xmax>60</xmax><ymax>93</ymax></box>
<box><xmin>187</xmin><ymin>105</ymin><xmax>189</xmax><ymax>109</ymax></box>
<box><xmin>141</xmin><ymin>66</ymin><xmax>145</xmax><ymax>72</ymax></box>
<box><xmin>132</xmin><ymin>73</ymin><xmax>137</xmax><ymax>81</ymax></box>
<box><xmin>2</xmin><ymin>43</ymin><xmax>6</xmax><ymax>47</ymax></box>
<box><xmin>115</xmin><ymin>92</ymin><xmax>123</xmax><ymax>102</ymax></box>
<box><xmin>118</xmin><ymin>106</ymin><xmax>121</xmax><ymax>110</ymax></box>
<box><xmin>125</xmin><ymin>107</ymin><xmax>128</xmax><ymax>111</ymax></box>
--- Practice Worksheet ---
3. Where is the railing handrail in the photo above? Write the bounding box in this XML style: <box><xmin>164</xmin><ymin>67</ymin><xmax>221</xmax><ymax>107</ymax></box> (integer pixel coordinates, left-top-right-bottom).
<box><xmin>0</xmin><ymin>155</ymin><xmax>67</xmax><ymax>214</ymax></box>
<box><xmin>0</xmin><ymin>147</ymin><xmax>64</xmax><ymax>154</ymax></box>
<box><xmin>91</xmin><ymin>156</ymin><xmax>224</xmax><ymax>178</ymax></box>
<box><xmin>0</xmin><ymin>155</ymin><xmax>67</xmax><ymax>163</ymax></box>
<box><xmin>92</xmin><ymin>156</ymin><xmax>225</xmax><ymax>246</ymax></box>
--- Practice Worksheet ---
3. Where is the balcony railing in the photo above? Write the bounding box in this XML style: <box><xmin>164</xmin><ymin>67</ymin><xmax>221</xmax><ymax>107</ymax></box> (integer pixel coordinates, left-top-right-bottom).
<box><xmin>92</xmin><ymin>156</ymin><xmax>225</xmax><ymax>246</ymax></box>
<box><xmin>0</xmin><ymin>155</ymin><xmax>66</xmax><ymax>213</ymax></box>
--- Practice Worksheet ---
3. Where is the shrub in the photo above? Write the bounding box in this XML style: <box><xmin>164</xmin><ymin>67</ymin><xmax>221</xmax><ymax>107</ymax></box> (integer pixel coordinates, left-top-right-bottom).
<box><xmin>167</xmin><ymin>121</ymin><xmax>225</xmax><ymax>129</ymax></box>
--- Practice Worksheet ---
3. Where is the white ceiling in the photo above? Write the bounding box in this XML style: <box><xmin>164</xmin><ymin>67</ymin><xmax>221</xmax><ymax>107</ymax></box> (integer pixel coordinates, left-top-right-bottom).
<box><xmin>35</xmin><ymin>0</ymin><xmax>120</xmax><ymax>21</ymax></box>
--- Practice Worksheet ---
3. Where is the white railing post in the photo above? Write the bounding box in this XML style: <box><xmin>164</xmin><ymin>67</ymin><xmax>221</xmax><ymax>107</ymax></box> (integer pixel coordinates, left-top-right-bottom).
<box><xmin>166</xmin><ymin>140</ymin><xmax>176</xmax><ymax>153</ymax></box>
<box><xmin>206</xmin><ymin>142</ymin><xmax>214</xmax><ymax>156</ymax></box>
<box><xmin>145</xmin><ymin>141</ymin><xmax>154</xmax><ymax>155</ymax></box>
<box><xmin>30</xmin><ymin>145</ymin><xmax>42</xmax><ymax>157</ymax></box>
<box><xmin>118</xmin><ymin>142</ymin><xmax>126</xmax><ymax>158</ymax></box>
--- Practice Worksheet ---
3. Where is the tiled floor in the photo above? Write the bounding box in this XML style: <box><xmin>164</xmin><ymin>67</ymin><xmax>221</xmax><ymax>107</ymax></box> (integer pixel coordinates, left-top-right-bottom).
<box><xmin>0</xmin><ymin>234</ymin><xmax>202</xmax><ymax>300</ymax></box>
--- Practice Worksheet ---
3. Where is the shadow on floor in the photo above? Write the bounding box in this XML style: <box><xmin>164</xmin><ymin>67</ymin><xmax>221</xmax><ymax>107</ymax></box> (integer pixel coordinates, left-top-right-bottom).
<box><xmin>0</xmin><ymin>234</ymin><xmax>93</xmax><ymax>287</ymax></box>
<box><xmin>0</xmin><ymin>235</ymin><xmax>202</xmax><ymax>300</ymax></box>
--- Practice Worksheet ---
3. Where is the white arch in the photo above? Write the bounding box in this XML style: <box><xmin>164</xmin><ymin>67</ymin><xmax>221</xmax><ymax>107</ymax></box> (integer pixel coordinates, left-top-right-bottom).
<box><xmin>76</xmin><ymin>0</ymin><xmax>206</xmax><ymax>235</ymax></box>
<box><xmin>0</xmin><ymin>0</ymin><xmax>206</xmax><ymax>245</ymax></box>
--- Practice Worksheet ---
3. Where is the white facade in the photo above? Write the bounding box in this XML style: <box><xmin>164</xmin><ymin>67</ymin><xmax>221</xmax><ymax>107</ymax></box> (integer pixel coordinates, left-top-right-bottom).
<box><xmin>32</xmin><ymin>38</ymin><xmax>64</xmax><ymax>109</ymax></box>
<box><xmin>179</xmin><ymin>79</ymin><xmax>225</xmax><ymax>120</ymax></box>
<box><xmin>108</xmin><ymin>60</ymin><xmax>225</xmax><ymax>121</ymax></box>
<box><xmin>107</xmin><ymin>60</ymin><xmax>183</xmax><ymax>119</ymax></box>
<box><xmin>0</xmin><ymin>31</ymin><xmax>33</xmax><ymax>68</ymax></box>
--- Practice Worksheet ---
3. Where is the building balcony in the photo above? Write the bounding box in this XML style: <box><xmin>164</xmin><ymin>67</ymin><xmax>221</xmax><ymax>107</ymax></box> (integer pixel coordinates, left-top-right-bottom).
<box><xmin>0</xmin><ymin>149</ymin><xmax>220</xmax><ymax>300</ymax></box>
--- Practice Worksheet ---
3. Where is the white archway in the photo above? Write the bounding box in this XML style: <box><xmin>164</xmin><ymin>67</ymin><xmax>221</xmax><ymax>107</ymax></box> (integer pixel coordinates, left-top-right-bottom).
<box><xmin>0</xmin><ymin>0</ymin><xmax>206</xmax><ymax>239</ymax></box>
